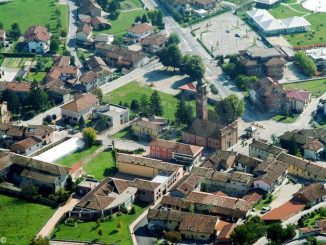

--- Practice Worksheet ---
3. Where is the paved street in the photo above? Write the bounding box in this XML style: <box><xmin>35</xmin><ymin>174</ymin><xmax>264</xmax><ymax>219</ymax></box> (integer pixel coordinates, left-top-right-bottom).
<box><xmin>132</xmin><ymin>209</ymin><xmax>157</xmax><ymax>245</ymax></box>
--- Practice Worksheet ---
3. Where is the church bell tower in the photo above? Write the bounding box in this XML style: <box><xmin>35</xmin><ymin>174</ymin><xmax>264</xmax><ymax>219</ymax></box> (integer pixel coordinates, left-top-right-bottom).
<box><xmin>196</xmin><ymin>80</ymin><xmax>208</xmax><ymax>121</ymax></box>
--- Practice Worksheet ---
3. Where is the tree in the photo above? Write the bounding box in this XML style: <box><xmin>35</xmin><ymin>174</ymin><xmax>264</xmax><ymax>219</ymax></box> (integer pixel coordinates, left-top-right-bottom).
<box><xmin>93</xmin><ymin>88</ymin><xmax>103</xmax><ymax>102</ymax></box>
<box><xmin>175</xmin><ymin>99</ymin><xmax>193</xmax><ymax>126</ymax></box>
<box><xmin>167</xmin><ymin>45</ymin><xmax>183</xmax><ymax>71</ymax></box>
<box><xmin>294</xmin><ymin>51</ymin><xmax>317</xmax><ymax>77</ymax></box>
<box><xmin>50</xmin><ymin>35</ymin><xmax>60</xmax><ymax>52</ymax></box>
<box><xmin>149</xmin><ymin>90</ymin><xmax>163</xmax><ymax>116</ymax></box>
<box><xmin>135</xmin><ymin>15</ymin><xmax>142</xmax><ymax>23</ymax></box>
<box><xmin>0</xmin><ymin>22</ymin><xmax>3</xmax><ymax>30</ymax></box>
<box><xmin>189</xmin><ymin>203</ymin><xmax>195</xmax><ymax>213</ymax></box>
<box><xmin>148</xmin><ymin>10</ymin><xmax>164</xmax><ymax>29</ymax></box>
<box><xmin>167</xmin><ymin>33</ymin><xmax>180</xmax><ymax>46</ymax></box>
<box><xmin>235</xmin><ymin>75</ymin><xmax>258</xmax><ymax>90</ymax></box>
<box><xmin>8</xmin><ymin>23</ymin><xmax>21</xmax><ymax>40</ymax></box>
<box><xmin>225</xmin><ymin>95</ymin><xmax>244</xmax><ymax>119</ymax></box>
<box><xmin>7</xmin><ymin>91</ymin><xmax>20</xmax><ymax>114</ymax></box>
<box><xmin>288</xmin><ymin>135</ymin><xmax>300</xmax><ymax>156</ymax></box>
<box><xmin>181</xmin><ymin>55</ymin><xmax>205</xmax><ymax>81</ymax></box>
<box><xmin>26</xmin><ymin>88</ymin><xmax>49</xmax><ymax>112</ymax></box>
<box><xmin>112</xmin><ymin>36</ymin><xmax>123</xmax><ymax>46</ymax></box>
<box><xmin>231</xmin><ymin>216</ymin><xmax>266</xmax><ymax>245</ymax></box>
<box><xmin>266</xmin><ymin>223</ymin><xmax>295</xmax><ymax>244</ymax></box>
<box><xmin>96</xmin><ymin>115</ymin><xmax>108</xmax><ymax>132</ymax></box>
<box><xmin>130</xmin><ymin>99</ymin><xmax>140</xmax><ymax>112</ymax></box>
<box><xmin>116</xmin><ymin>220</ymin><xmax>122</xmax><ymax>229</ymax></box>
<box><xmin>79</xmin><ymin>116</ymin><xmax>85</xmax><ymax>130</ymax></box>
<box><xmin>98</xmin><ymin>226</ymin><xmax>103</xmax><ymax>236</ymax></box>
<box><xmin>141</xmin><ymin>14</ymin><xmax>148</xmax><ymax>23</ymax></box>
<box><xmin>139</xmin><ymin>94</ymin><xmax>150</xmax><ymax>117</ymax></box>
<box><xmin>30</xmin><ymin>236</ymin><xmax>50</xmax><ymax>245</ymax></box>
<box><xmin>83</xmin><ymin>127</ymin><xmax>97</xmax><ymax>147</ymax></box>
<box><xmin>163</xmin><ymin>231</ymin><xmax>182</xmax><ymax>243</ymax></box>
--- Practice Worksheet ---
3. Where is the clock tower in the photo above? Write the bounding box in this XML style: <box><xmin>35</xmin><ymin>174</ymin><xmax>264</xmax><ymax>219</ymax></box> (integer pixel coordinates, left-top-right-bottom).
<box><xmin>196</xmin><ymin>80</ymin><xmax>208</xmax><ymax>121</ymax></box>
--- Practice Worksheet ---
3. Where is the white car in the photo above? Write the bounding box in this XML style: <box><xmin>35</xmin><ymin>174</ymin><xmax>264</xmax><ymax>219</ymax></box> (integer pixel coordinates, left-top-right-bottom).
<box><xmin>260</xmin><ymin>206</ymin><xmax>271</xmax><ymax>214</ymax></box>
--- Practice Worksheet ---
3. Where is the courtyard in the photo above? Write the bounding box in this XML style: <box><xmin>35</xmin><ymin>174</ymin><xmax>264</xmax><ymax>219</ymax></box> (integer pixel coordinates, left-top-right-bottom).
<box><xmin>192</xmin><ymin>12</ymin><xmax>264</xmax><ymax>56</ymax></box>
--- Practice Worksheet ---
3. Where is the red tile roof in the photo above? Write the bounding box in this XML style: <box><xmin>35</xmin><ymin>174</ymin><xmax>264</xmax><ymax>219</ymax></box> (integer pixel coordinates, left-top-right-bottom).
<box><xmin>286</xmin><ymin>89</ymin><xmax>311</xmax><ymax>102</ymax></box>
<box><xmin>24</xmin><ymin>25</ymin><xmax>50</xmax><ymax>42</ymax></box>
<box><xmin>61</xmin><ymin>93</ymin><xmax>98</xmax><ymax>113</ymax></box>
<box><xmin>179</xmin><ymin>82</ymin><xmax>196</xmax><ymax>92</ymax></box>
<box><xmin>128</xmin><ymin>23</ymin><xmax>154</xmax><ymax>34</ymax></box>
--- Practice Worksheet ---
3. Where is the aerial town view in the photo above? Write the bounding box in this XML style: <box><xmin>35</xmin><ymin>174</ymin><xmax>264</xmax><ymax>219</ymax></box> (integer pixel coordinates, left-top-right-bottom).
<box><xmin>0</xmin><ymin>0</ymin><xmax>326</xmax><ymax>244</ymax></box>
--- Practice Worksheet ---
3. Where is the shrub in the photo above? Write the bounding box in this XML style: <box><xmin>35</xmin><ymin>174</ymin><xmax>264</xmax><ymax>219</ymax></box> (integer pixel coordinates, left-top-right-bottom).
<box><xmin>24</xmin><ymin>110</ymin><xmax>36</xmax><ymax>120</ymax></box>
<box><xmin>163</xmin><ymin>231</ymin><xmax>182</xmax><ymax>243</ymax></box>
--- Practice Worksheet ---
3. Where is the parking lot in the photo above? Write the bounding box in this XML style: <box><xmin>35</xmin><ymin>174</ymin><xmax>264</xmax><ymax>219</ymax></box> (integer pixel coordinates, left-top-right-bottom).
<box><xmin>192</xmin><ymin>12</ymin><xmax>264</xmax><ymax>56</ymax></box>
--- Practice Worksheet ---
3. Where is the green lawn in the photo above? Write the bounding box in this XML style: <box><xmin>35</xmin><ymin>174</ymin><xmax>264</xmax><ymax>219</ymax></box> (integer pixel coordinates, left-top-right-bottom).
<box><xmin>2</xmin><ymin>58</ymin><xmax>33</xmax><ymax>68</ymax></box>
<box><xmin>0</xmin><ymin>0</ymin><xmax>68</xmax><ymax>34</ymax></box>
<box><xmin>269</xmin><ymin>5</ymin><xmax>326</xmax><ymax>46</ymax></box>
<box><xmin>25</xmin><ymin>72</ymin><xmax>47</xmax><ymax>82</ymax></box>
<box><xmin>0</xmin><ymin>194</ymin><xmax>54</xmax><ymax>245</ymax></box>
<box><xmin>303</xmin><ymin>208</ymin><xmax>326</xmax><ymax>227</ymax></box>
<box><xmin>120</xmin><ymin>0</ymin><xmax>144</xmax><ymax>10</ymax></box>
<box><xmin>254</xmin><ymin>195</ymin><xmax>273</xmax><ymax>210</ymax></box>
<box><xmin>283</xmin><ymin>79</ymin><xmax>326</xmax><ymax>97</ymax></box>
<box><xmin>106</xmin><ymin>82</ymin><xmax>211</xmax><ymax>121</ymax></box>
<box><xmin>112</xmin><ymin>127</ymin><xmax>134</xmax><ymax>140</ymax></box>
<box><xmin>57</xmin><ymin>145</ymin><xmax>101</xmax><ymax>167</ymax></box>
<box><xmin>95</xmin><ymin>9</ymin><xmax>147</xmax><ymax>36</ymax></box>
<box><xmin>52</xmin><ymin>202</ymin><xmax>147</xmax><ymax>245</ymax></box>
<box><xmin>272</xmin><ymin>114</ymin><xmax>298</xmax><ymax>123</ymax></box>
<box><xmin>84</xmin><ymin>150</ymin><xmax>117</xmax><ymax>180</ymax></box>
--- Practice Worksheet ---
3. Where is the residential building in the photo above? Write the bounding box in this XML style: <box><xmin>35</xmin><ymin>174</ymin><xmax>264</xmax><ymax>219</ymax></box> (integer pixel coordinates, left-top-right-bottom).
<box><xmin>78</xmin><ymin>0</ymin><xmax>102</xmax><ymax>17</ymax></box>
<box><xmin>95</xmin><ymin>44</ymin><xmax>148</xmax><ymax>71</ymax></box>
<box><xmin>24</xmin><ymin>25</ymin><xmax>51</xmax><ymax>53</ymax></box>
<box><xmin>76</xmin><ymin>23</ymin><xmax>93</xmax><ymax>43</ymax></box>
<box><xmin>249</xmin><ymin>139</ymin><xmax>286</xmax><ymax>160</ymax></box>
<box><xmin>247</xmin><ymin>9</ymin><xmax>311</xmax><ymax>36</ymax></box>
<box><xmin>192</xmin><ymin>0</ymin><xmax>216</xmax><ymax>10</ymax></box>
<box><xmin>131</xmin><ymin>116</ymin><xmax>168</xmax><ymax>140</ymax></box>
<box><xmin>92</xmin><ymin>104</ymin><xmax>129</xmax><ymax>130</ymax></box>
<box><xmin>202</xmin><ymin>150</ymin><xmax>237</xmax><ymax>170</ymax></box>
<box><xmin>126</xmin><ymin>23</ymin><xmax>154</xmax><ymax>43</ymax></box>
<box><xmin>94</xmin><ymin>34</ymin><xmax>114</xmax><ymax>45</ymax></box>
<box><xmin>0</xmin><ymin>82</ymin><xmax>31</xmax><ymax>99</ymax></box>
<box><xmin>285</xmin><ymin>90</ymin><xmax>311</xmax><ymax>113</ymax></box>
<box><xmin>240</xmin><ymin>47</ymin><xmax>285</xmax><ymax>80</ymax></box>
<box><xmin>182</xmin><ymin>82</ymin><xmax>238</xmax><ymax>150</ymax></box>
<box><xmin>10</xmin><ymin>137</ymin><xmax>43</xmax><ymax>155</ymax></box>
<box><xmin>0</xmin><ymin>29</ymin><xmax>6</xmax><ymax>44</ymax></box>
<box><xmin>293</xmin><ymin>182</ymin><xmax>326</xmax><ymax>206</ymax></box>
<box><xmin>46</xmin><ymin>86</ymin><xmax>73</xmax><ymax>104</ymax></box>
<box><xmin>147</xmin><ymin>209</ymin><xmax>219</xmax><ymax>241</ymax></box>
<box><xmin>90</xmin><ymin>16</ymin><xmax>111</xmax><ymax>30</ymax></box>
<box><xmin>0</xmin><ymin>151</ymin><xmax>69</xmax><ymax>194</ymax></box>
<box><xmin>79</xmin><ymin>69</ymin><xmax>111</xmax><ymax>92</ymax></box>
<box><xmin>234</xmin><ymin>153</ymin><xmax>263</xmax><ymax>173</ymax></box>
<box><xmin>252</xmin><ymin>159</ymin><xmax>287</xmax><ymax>193</ymax></box>
<box><xmin>298</xmin><ymin>219</ymin><xmax>326</xmax><ymax>238</ymax></box>
<box><xmin>149</xmin><ymin>139</ymin><xmax>204</xmax><ymax>170</ymax></box>
<box><xmin>141</xmin><ymin>34</ymin><xmax>167</xmax><ymax>53</ymax></box>
<box><xmin>0</xmin><ymin>102</ymin><xmax>11</xmax><ymax>123</ymax></box>
<box><xmin>61</xmin><ymin>93</ymin><xmax>99</xmax><ymax>122</ymax></box>
<box><xmin>86</xmin><ymin>55</ymin><xmax>111</xmax><ymax>73</ymax></box>
<box><xmin>277</xmin><ymin>153</ymin><xmax>326</xmax><ymax>182</ymax></box>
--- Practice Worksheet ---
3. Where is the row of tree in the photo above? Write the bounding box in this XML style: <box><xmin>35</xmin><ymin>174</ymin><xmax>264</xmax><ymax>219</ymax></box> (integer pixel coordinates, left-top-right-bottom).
<box><xmin>158</xmin><ymin>33</ymin><xmax>205</xmax><ymax>81</ymax></box>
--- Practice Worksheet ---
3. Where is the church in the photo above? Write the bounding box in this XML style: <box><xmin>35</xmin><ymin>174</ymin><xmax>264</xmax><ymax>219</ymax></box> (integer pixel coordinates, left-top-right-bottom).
<box><xmin>181</xmin><ymin>81</ymin><xmax>238</xmax><ymax>150</ymax></box>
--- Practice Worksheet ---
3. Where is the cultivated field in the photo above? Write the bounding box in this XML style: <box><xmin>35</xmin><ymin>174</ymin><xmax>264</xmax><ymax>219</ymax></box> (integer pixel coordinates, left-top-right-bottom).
<box><xmin>1</xmin><ymin>57</ymin><xmax>33</xmax><ymax>68</ymax></box>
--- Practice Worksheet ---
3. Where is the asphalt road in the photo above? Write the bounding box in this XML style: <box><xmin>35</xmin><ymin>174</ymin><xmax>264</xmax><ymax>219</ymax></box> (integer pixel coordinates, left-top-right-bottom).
<box><xmin>133</xmin><ymin>214</ymin><xmax>157</xmax><ymax>245</ymax></box>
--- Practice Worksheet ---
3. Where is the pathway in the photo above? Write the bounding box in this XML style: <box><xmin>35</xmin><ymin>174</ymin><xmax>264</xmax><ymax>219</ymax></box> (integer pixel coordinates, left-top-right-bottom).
<box><xmin>121</xmin><ymin>7</ymin><xmax>143</xmax><ymax>12</ymax></box>
<box><xmin>280</xmin><ymin>2</ymin><xmax>309</xmax><ymax>15</ymax></box>
<box><xmin>37</xmin><ymin>197</ymin><xmax>79</xmax><ymax>238</ymax></box>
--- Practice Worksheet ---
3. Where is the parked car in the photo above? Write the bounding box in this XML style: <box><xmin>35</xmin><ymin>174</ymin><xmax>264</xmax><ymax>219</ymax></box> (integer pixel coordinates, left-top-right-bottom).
<box><xmin>260</xmin><ymin>206</ymin><xmax>271</xmax><ymax>214</ymax></box>
<box><xmin>235</xmin><ymin>33</ymin><xmax>240</xmax><ymax>38</ymax></box>
<box><xmin>68</xmin><ymin>128</ymin><xmax>79</xmax><ymax>134</ymax></box>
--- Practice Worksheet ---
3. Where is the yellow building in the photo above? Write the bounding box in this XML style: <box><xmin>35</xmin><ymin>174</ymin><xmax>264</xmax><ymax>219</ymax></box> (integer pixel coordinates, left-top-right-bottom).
<box><xmin>0</xmin><ymin>102</ymin><xmax>11</xmax><ymax>123</ymax></box>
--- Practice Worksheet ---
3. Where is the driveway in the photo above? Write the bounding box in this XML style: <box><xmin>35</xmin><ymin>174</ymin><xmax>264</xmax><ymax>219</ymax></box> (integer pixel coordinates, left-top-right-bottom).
<box><xmin>269</xmin><ymin>181</ymin><xmax>302</xmax><ymax>209</ymax></box>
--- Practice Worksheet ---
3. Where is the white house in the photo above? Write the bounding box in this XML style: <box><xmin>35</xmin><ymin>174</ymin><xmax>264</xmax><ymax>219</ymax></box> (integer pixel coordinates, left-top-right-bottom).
<box><xmin>303</xmin><ymin>139</ymin><xmax>325</xmax><ymax>161</ymax></box>
<box><xmin>126</xmin><ymin>23</ymin><xmax>154</xmax><ymax>43</ymax></box>
<box><xmin>24</xmin><ymin>25</ymin><xmax>50</xmax><ymax>53</ymax></box>
<box><xmin>93</xmin><ymin>104</ymin><xmax>129</xmax><ymax>130</ymax></box>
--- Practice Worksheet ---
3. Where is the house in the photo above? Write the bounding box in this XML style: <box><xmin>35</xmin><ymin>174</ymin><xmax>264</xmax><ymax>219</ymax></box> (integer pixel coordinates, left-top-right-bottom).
<box><xmin>131</xmin><ymin>116</ymin><xmax>168</xmax><ymax>140</ymax></box>
<box><xmin>94</xmin><ymin>34</ymin><xmax>114</xmax><ymax>45</ymax></box>
<box><xmin>1</xmin><ymin>82</ymin><xmax>32</xmax><ymax>99</ymax></box>
<box><xmin>293</xmin><ymin>182</ymin><xmax>326</xmax><ymax>206</ymax></box>
<box><xmin>192</xmin><ymin>0</ymin><xmax>216</xmax><ymax>10</ymax></box>
<box><xmin>182</xmin><ymin>82</ymin><xmax>238</xmax><ymax>150</ymax></box>
<box><xmin>61</xmin><ymin>93</ymin><xmax>99</xmax><ymax>122</ymax></box>
<box><xmin>24</xmin><ymin>25</ymin><xmax>51</xmax><ymax>53</ymax></box>
<box><xmin>141</xmin><ymin>34</ymin><xmax>167</xmax><ymax>53</ymax></box>
<box><xmin>79</xmin><ymin>69</ymin><xmax>111</xmax><ymax>92</ymax></box>
<box><xmin>0</xmin><ymin>29</ymin><xmax>6</xmax><ymax>44</ymax></box>
<box><xmin>116</xmin><ymin>153</ymin><xmax>184</xmax><ymax>202</ymax></box>
<box><xmin>46</xmin><ymin>86</ymin><xmax>73</xmax><ymax>104</ymax></box>
<box><xmin>90</xmin><ymin>16</ymin><xmax>111</xmax><ymax>30</ymax></box>
<box><xmin>76</xmin><ymin>23</ymin><xmax>93</xmax><ymax>43</ymax></box>
<box><xmin>179</xmin><ymin>82</ymin><xmax>197</xmax><ymax>99</ymax></box>
<box><xmin>70</xmin><ymin>177</ymin><xmax>137</xmax><ymax>220</ymax></box>
<box><xmin>249</xmin><ymin>139</ymin><xmax>286</xmax><ymax>160</ymax></box>
<box><xmin>202</xmin><ymin>150</ymin><xmax>237</xmax><ymax>170</ymax></box>
<box><xmin>0</xmin><ymin>151</ymin><xmax>70</xmax><ymax>194</ymax></box>
<box><xmin>234</xmin><ymin>153</ymin><xmax>263</xmax><ymax>173</ymax></box>
<box><xmin>149</xmin><ymin>139</ymin><xmax>204</xmax><ymax>170</ymax></box>
<box><xmin>279</xmin><ymin>128</ymin><xmax>326</xmax><ymax>160</ymax></box>
<box><xmin>285</xmin><ymin>90</ymin><xmax>311</xmax><ymax>113</ymax></box>
<box><xmin>78</xmin><ymin>0</ymin><xmax>102</xmax><ymax>17</ymax></box>
<box><xmin>86</xmin><ymin>56</ymin><xmax>111</xmax><ymax>73</ymax></box>
<box><xmin>239</xmin><ymin>47</ymin><xmax>285</xmax><ymax>80</ymax></box>
<box><xmin>252</xmin><ymin>159</ymin><xmax>288</xmax><ymax>193</ymax></box>
<box><xmin>147</xmin><ymin>209</ymin><xmax>219</xmax><ymax>241</ymax></box>
<box><xmin>95</xmin><ymin>43</ymin><xmax>148</xmax><ymax>70</ymax></box>
<box><xmin>277</xmin><ymin>153</ymin><xmax>326</xmax><ymax>182</ymax></box>
<box><xmin>0</xmin><ymin>102</ymin><xmax>11</xmax><ymax>123</ymax></box>
<box><xmin>247</xmin><ymin>9</ymin><xmax>310</xmax><ymax>36</ymax></box>
<box><xmin>92</xmin><ymin>104</ymin><xmax>129</xmax><ymax>130</ymax></box>
<box><xmin>298</xmin><ymin>219</ymin><xmax>326</xmax><ymax>238</ymax></box>
<box><xmin>126</xmin><ymin>23</ymin><xmax>154</xmax><ymax>43</ymax></box>
<box><xmin>10</xmin><ymin>136</ymin><xmax>43</xmax><ymax>155</ymax></box>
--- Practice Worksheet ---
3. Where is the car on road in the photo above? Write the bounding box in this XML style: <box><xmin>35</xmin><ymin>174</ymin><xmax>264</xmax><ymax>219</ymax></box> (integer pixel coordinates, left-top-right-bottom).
<box><xmin>260</xmin><ymin>206</ymin><xmax>271</xmax><ymax>214</ymax></box>
<box><xmin>68</xmin><ymin>128</ymin><xmax>79</xmax><ymax>134</ymax></box>
<box><xmin>226</xmin><ymin>29</ymin><xmax>230</xmax><ymax>33</ymax></box>
<box><xmin>235</xmin><ymin>33</ymin><xmax>240</xmax><ymax>38</ymax></box>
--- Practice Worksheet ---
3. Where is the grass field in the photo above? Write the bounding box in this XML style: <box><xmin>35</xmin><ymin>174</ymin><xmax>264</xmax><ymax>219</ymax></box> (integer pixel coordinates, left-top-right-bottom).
<box><xmin>95</xmin><ymin>9</ymin><xmax>147</xmax><ymax>36</ymax></box>
<box><xmin>269</xmin><ymin>5</ymin><xmax>326</xmax><ymax>46</ymax></box>
<box><xmin>2</xmin><ymin>58</ymin><xmax>33</xmax><ymax>68</ymax></box>
<box><xmin>57</xmin><ymin>145</ymin><xmax>101</xmax><ymax>167</ymax></box>
<box><xmin>84</xmin><ymin>150</ymin><xmax>117</xmax><ymax>180</ymax></box>
<box><xmin>283</xmin><ymin>79</ymin><xmax>326</xmax><ymax>97</ymax></box>
<box><xmin>272</xmin><ymin>114</ymin><xmax>298</xmax><ymax>123</ymax></box>
<box><xmin>26</xmin><ymin>72</ymin><xmax>47</xmax><ymax>82</ymax></box>
<box><xmin>112</xmin><ymin>127</ymin><xmax>134</xmax><ymax>140</ymax></box>
<box><xmin>0</xmin><ymin>0</ymin><xmax>68</xmax><ymax>34</ymax></box>
<box><xmin>120</xmin><ymin>0</ymin><xmax>143</xmax><ymax>10</ymax></box>
<box><xmin>254</xmin><ymin>194</ymin><xmax>273</xmax><ymax>210</ymax></box>
<box><xmin>52</xmin><ymin>202</ymin><xmax>147</xmax><ymax>245</ymax></box>
<box><xmin>106</xmin><ymin>82</ymin><xmax>204</xmax><ymax>121</ymax></box>
<box><xmin>0</xmin><ymin>194</ymin><xmax>54</xmax><ymax>245</ymax></box>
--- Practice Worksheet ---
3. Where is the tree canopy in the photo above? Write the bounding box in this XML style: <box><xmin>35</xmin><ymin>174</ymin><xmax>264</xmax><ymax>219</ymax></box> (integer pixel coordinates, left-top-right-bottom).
<box><xmin>294</xmin><ymin>51</ymin><xmax>317</xmax><ymax>77</ymax></box>
<box><xmin>82</xmin><ymin>127</ymin><xmax>97</xmax><ymax>147</ymax></box>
